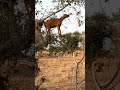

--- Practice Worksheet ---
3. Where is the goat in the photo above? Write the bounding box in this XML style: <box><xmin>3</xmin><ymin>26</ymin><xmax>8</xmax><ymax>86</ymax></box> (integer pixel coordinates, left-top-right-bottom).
<box><xmin>44</xmin><ymin>14</ymin><xmax>69</xmax><ymax>35</ymax></box>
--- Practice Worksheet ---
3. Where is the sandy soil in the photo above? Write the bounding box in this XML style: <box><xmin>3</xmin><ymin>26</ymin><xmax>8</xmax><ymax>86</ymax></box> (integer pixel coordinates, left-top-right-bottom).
<box><xmin>35</xmin><ymin>50</ymin><xmax>85</xmax><ymax>90</ymax></box>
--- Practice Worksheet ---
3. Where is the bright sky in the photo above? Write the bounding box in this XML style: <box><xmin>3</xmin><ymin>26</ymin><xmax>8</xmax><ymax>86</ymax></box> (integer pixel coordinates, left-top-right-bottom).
<box><xmin>35</xmin><ymin>0</ymin><xmax>85</xmax><ymax>34</ymax></box>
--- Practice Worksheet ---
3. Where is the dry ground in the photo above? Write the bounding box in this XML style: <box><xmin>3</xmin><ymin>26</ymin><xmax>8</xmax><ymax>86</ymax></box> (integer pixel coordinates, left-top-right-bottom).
<box><xmin>35</xmin><ymin>49</ymin><xmax>85</xmax><ymax>90</ymax></box>
<box><xmin>86</xmin><ymin>56</ymin><xmax>120</xmax><ymax>90</ymax></box>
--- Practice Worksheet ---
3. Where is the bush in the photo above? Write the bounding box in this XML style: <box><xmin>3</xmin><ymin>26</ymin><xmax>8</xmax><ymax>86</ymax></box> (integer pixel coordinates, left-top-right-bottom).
<box><xmin>49</xmin><ymin>31</ymin><xmax>82</xmax><ymax>55</ymax></box>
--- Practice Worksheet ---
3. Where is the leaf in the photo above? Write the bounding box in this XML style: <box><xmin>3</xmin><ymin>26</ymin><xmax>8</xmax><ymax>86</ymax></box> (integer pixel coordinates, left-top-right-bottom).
<box><xmin>76</xmin><ymin>11</ymin><xmax>81</xmax><ymax>15</ymax></box>
<box><xmin>61</xmin><ymin>0</ymin><xmax>64</xmax><ymax>6</ymax></box>
<box><xmin>77</xmin><ymin>19</ymin><xmax>81</xmax><ymax>26</ymax></box>
<box><xmin>52</xmin><ymin>0</ymin><xmax>57</xmax><ymax>3</ymax></box>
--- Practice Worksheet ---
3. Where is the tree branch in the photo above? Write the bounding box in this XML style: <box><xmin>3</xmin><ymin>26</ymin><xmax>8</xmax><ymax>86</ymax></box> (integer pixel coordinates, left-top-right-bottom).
<box><xmin>40</xmin><ymin>0</ymin><xmax>74</xmax><ymax>22</ymax></box>
<box><xmin>101</xmin><ymin>40</ymin><xmax>120</xmax><ymax>89</ymax></box>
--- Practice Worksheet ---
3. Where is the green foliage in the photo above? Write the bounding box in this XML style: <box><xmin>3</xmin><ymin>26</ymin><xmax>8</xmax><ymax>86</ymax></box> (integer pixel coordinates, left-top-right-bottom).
<box><xmin>61</xmin><ymin>0</ymin><xmax>64</xmax><ymax>6</ymax></box>
<box><xmin>86</xmin><ymin>12</ymin><xmax>111</xmax><ymax>66</ymax></box>
<box><xmin>49</xmin><ymin>31</ymin><xmax>81</xmax><ymax>55</ymax></box>
<box><xmin>86</xmin><ymin>11</ymin><xmax>120</xmax><ymax>67</ymax></box>
<box><xmin>36</xmin><ymin>0</ymin><xmax>42</xmax><ymax>4</ymax></box>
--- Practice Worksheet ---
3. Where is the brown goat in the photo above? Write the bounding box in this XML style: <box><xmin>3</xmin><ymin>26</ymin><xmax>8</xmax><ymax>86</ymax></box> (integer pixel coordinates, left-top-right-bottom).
<box><xmin>44</xmin><ymin>14</ymin><xmax>69</xmax><ymax>35</ymax></box>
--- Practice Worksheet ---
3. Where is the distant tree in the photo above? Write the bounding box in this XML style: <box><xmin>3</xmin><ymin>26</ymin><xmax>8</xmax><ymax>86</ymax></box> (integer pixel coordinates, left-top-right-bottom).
<box><xmin>86</xmin><ymin>11</ymin><xmax>120</xmax><ymax>90</ymax></box>
<box><xmin>86</xmin><ymin>12</ymin><xmax>111</xmax><ymax>65</ymax></box>
<box><xmin>49</xmin><ymin>31</ymin><xmax>82</xmax><ymax>55</ymax></box>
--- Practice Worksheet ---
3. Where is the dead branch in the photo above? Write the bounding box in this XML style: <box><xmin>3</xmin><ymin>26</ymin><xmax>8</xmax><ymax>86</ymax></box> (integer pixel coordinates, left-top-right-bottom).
<box><xmin>75</xmin><ymin>53</ymin><xmax>85</xmax><ymax>90</ymax></box>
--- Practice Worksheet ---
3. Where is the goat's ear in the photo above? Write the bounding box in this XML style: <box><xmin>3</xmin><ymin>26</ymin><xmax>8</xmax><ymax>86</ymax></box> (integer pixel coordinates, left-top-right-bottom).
<box><xmin>64</xmin><ymin>14</ymin><xmax>67</xmax><ymax>15</ymax></box>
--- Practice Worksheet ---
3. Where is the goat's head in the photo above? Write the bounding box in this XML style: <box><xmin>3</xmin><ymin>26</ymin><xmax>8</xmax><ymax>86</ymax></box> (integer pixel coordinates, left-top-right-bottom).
<box><xmin>63</xmin><ymin>14</ymin><xmax>69</xmax><ymax>18</ymax></box>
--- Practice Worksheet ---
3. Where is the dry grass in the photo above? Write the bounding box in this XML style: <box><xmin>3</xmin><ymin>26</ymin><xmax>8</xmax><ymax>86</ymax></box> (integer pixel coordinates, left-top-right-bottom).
<box><xmin>35</xmin><ymin>49</ymin><xmax>85</xmax><ymax>90</ymax></box>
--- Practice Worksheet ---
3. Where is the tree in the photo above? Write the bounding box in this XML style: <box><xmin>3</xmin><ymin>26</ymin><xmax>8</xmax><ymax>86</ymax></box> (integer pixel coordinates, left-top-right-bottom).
<box><xmin>0</xmin><ymin>0</ymin><xmax>35</xmax><ymax>89</ymax></box>
<box><xmin>86</xmin><ymin>11</ymin><xmax>120</xmax><ymax>90</ymax></box>
<box><xmin>35</xmin><ymin>0</ymin><xmax>85</xmax><ymax>89</ymax></box>
<box><xmin>35</xmin><ymin>0</ymin><xmax>85</xmax><ymax>54</ymax></box>
<box><xmin>49</xmin><ymin>31</ymin><xmax>82</xmax><ymax>55</ymax></box>
<box><xmin>86</xmin><ymin>12</ymin><xmax>111</xmax><ymax>65</ymax></box>
<box><xmin>0</xmin><ymin>0</ymin><xmax>35</xmax><ymax>62</ymax></box>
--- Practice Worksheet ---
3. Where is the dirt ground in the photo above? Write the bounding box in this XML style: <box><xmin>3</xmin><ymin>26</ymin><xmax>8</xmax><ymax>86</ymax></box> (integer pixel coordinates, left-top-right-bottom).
<box><xmin>86</xmin><ymin>55</ymin><xmax>120</xmax><ymax>90</ymax></box>
<box><xmin>0</xmin><ymin>57</ymin><xmax>36</xmax><ymax>90</ymax></box>
<box><xmin>1</xmin><ymin>50</ymin><xmax>120</xmax><ymax>90</ymax></box>
<box><xmin>35</xmin><ymin>49</ymin><xmax>85</xmax><ymax>90</ymax></box>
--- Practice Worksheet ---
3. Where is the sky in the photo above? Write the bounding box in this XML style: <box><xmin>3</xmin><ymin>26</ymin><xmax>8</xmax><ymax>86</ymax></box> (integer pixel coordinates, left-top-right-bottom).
<box><xmin>35</xmin><ymin>0</ymin><xmax>85</xmax><ymax>34</ymax></box>
<box><xmin>86</xmin><ymin>0</ymin><xmax>120</xmax><ymax>16</ymax></box>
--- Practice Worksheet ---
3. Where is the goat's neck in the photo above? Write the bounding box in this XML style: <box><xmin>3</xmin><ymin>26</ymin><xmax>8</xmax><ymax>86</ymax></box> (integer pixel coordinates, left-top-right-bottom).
<box><xmin>60</xmin><ymin>16</ymin><xmax>67</xmax><ymax>22</ymax></box>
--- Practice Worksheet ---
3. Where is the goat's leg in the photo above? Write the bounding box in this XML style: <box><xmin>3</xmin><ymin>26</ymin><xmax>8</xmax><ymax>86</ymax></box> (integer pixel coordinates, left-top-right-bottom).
<box><xmin>47</xmin><ymin>27</ymin><xmax>51</xmax><ymax>35</ymax></box>
<box><xmin>57</xmin><ymin>26</ymin><xmax>61</xmax><ymax>35</ymax></box>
